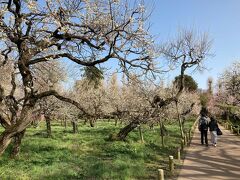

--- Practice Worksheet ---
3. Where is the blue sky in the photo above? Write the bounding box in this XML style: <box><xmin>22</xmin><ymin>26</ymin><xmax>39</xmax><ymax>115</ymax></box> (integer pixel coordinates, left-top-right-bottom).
<box><xmin>147</xmin><ymin>0</ymin><xmax>240</xmax><ymax>89</ymax></box>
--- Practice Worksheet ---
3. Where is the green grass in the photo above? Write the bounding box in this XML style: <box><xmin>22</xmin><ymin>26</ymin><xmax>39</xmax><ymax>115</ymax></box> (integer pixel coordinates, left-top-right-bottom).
<box><xmin>0</xmin><ymin>118</ymin><xmax>195</xmax><ymax>180</ymax></box>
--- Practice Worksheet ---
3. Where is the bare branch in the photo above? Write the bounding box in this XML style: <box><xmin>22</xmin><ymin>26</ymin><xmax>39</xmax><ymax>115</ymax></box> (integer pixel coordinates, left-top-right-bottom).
<box><xmin>28</xmin><ymin>52</ymin><xmax>114</xmax><ymax>66</ymax></box>
<box><xmin>34</xmin><ymin>90</ymin><xmax>91</xmax><ymax>117</ymax></box>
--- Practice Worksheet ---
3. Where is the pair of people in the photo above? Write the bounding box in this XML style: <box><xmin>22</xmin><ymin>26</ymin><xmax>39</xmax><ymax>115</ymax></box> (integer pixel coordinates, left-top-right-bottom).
<box><xmin>198</xmin><ymin>108</ymin><xmax>219</xmax><ymax>147</ymax></box>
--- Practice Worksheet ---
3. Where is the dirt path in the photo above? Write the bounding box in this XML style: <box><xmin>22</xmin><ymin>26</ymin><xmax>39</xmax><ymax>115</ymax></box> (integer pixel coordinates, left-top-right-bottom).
<box><xmin>177</xmin><ymin>125</ymin><xmax>240</xmax><ymax>180</ymax></box>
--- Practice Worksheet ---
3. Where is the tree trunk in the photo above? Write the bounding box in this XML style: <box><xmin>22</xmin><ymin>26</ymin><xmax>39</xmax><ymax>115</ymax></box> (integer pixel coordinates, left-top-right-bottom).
<box><xmin>226</xmin><ymin>109</ymin><xmax>230</xmax><ymax>121</ymax></box>
<box><xmin>45</xmin><ymin>116</ymin><xmax>52</xmax><ymax>137</ymax></box>
<box><xmin>115</xmin><ymin>119</ymin><xmax>118</xmax><ymax>126</ymax></box>
<box><xmin>10</xmin><ymin>130</ymin><xmax>26</xmax><ymax>158</ymax></box>
<box><xmin>138</xmin><ymin>125</ymin><xmax>144</xmax><ymax>143</ymax></box>
<box><xmin>61</xmin><ymin>118</ymin><xmax>63</xmax><ymax>126</ymax></box>
<box><xmin>0</xmin><ymin>131</ymin><xmax>13</xmax><ymax>156</ymax></box>
<box><xmin>109</xmin><ymin>121</ymin><xmax>139</xmax><ymax>141</ymax></box>
<box><xmin>175</xmin><ymin>102</ymin><xmax>184</xmax><ymax>139</ymax></box>
<box><xmin>0</xmin><ymin>105</ymin><xmax>34</xmax><ymax>156</ymax></box>
<box><xmin>160</xmin><ymin>122</ymin><xmax>165</xmax><ymax>147</ymax></box>
<box><xmin>64</xmin><ymin>115</ymin><xmax>67</xmax><ymax>129</ymax></box>
<box><xmin>72</xmin><ymin>121</ymin><xmax>78</xmax><ymax>133</ymax></box>
<box><xmin>89</xmin><ymin>119</ymin><xmax>95</xmax><ymax>127</ymax></box>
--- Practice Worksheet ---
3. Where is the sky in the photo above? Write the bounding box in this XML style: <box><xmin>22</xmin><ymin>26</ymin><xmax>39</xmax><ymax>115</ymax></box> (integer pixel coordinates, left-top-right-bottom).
<box><xmin>147</xmin><ymin>0</ymin><xmax>240</xmax><ymax>89</ymax></box>
<box><xmin>32</xmin><ymin>0</ymin><xmax>240</xmax><ymax>90</ymax></box>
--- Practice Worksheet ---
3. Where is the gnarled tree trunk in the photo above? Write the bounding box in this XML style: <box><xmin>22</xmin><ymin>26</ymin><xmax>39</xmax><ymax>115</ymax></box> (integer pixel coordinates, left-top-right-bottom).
<box><xmin>10</xmin><ymin>130</ymin><xmax>26</xmax><ymax>158</ymax></box>
<box><xmin>109</xmin><ymin>121</ymin><xmax>139</xmax><ymax>141</ymax></box>
<box><xmin>0</xmin><ymin>105</ymin><xmax>34</xmax><ymax>156</ymax></box>
<box><xmin>0</xmin><ymin>131</ymin><xmax>13</xmax><ymax>156</ymax></box>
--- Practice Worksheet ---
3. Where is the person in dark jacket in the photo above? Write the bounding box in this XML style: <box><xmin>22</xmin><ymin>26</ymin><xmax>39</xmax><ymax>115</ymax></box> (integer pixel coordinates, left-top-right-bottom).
<box><xmin>209</xmin><ymin>117</ymin><xmax>219</xmax><ymax>147</ymax></box>
<box><xmin>198</xmin><ymin>108</ymin><xmax>209</xmax><ymax>146</ymax></box>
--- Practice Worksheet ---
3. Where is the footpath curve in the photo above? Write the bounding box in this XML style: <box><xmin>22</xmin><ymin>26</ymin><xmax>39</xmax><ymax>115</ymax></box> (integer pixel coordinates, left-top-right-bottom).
<box><xmin>177</xmin><ymin>125</ymin><xmax>240</xmax><ymax>180</ymax></box>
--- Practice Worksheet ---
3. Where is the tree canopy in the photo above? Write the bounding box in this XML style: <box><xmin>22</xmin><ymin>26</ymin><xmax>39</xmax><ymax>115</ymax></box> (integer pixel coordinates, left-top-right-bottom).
<box><xmin>0</xmin><ymin>0</ymin><xmax>212</xmax><ymax>157</ymax></box>
<box><xmin>173</xmin><ymin>74</ymin><xmax>198</xmax><ymax>92</ymax></box>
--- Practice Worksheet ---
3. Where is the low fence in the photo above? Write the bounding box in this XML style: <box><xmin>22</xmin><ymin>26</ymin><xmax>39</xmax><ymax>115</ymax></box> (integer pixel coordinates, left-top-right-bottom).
<box><xmin>157</xmin><ymin>118</ymin><xmax>198</xmax><ymax>180</ymax></box>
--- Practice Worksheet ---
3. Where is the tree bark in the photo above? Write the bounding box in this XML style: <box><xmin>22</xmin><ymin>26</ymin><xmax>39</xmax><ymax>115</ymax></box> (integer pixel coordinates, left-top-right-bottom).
<box><xmin>175</xmin><ymin>102</ymin><xmax>184</xmax><ymax>139</ymax></box>
<box><xmin>45</xmin><ymin>116</ymin><xmax>52</xmax><ymax>137</ymax></box>
<box><xmin>10</xmin><ymin>130</ymin><xmax>26</xmax><ymax>158</ymax></box>
<box><xmin>138</xmin><ymin>125</ymin><xmax>144</xmax><ymax>143</ymax></box>
<box><xmin>160</xmin><ymin>122</ymin><xmax>165</xmax><ymax>147</ymax></box>
<box><xmin>89</xmin><ymin>118</ymin><xmax>95</xmax><ymax>127</ymax></box>
<box><xmin>0</xmin><ymin>105</ymin><xmax>34</xmax><ymax>156</ymax></box>
<box><xmin>72</xmin><ymin>121</ymin><xmax>78</xmax><ymax>133</ymax></box>
<box><xmin>0</xmin><ymin>131</ymin><xmax>13</xmax><ymax>156</ymax></box>
<box><xmin>109</xmin><ymin>121</ymin><xmax>139</xmax><ymax>141</ymax></box>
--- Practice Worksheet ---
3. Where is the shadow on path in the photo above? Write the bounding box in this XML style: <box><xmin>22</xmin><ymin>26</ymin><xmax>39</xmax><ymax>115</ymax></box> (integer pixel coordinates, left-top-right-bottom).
<box><xmin>177</xmin><ymin>125</ymin><xmax>240</xmax><ymax>180</ymax></box>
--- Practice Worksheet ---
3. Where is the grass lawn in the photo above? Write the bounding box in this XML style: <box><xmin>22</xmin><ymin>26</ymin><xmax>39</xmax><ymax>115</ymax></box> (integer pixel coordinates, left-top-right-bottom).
<box><xmin>0</xmin><ymin>118</ymin><xmax>195</xmax><ymax>179</ymax></box>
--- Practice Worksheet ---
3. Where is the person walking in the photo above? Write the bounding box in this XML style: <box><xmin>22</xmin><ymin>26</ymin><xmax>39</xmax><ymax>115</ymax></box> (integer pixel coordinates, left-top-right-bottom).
<box><xmin>209</xmin><ymin>117</ymin><xmax>219</xmax><ymax>147</ymax></box>
<box><xmin>198</xmin><ymin>108</ymin><xmax>209</xmax><ymax>146</ymax></box>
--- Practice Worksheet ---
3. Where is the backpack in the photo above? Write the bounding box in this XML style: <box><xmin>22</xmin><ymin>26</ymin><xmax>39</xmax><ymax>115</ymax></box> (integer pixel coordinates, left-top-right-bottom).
<box><xmin>199</xmin><ymin>116</ymin><xmax>208</xmax><ymax>130</ymax></box>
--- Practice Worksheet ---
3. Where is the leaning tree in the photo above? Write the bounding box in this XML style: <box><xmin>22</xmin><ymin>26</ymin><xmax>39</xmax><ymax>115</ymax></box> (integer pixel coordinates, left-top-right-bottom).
<box><xmin>110</xmin><ymin>30</ymin><xmax>212</xmax><ymax>141</ymax></box>
<box><xmin>0</xmin><ymin>0</ymin><xmax>156</xmax><ymax>156</ymax></box>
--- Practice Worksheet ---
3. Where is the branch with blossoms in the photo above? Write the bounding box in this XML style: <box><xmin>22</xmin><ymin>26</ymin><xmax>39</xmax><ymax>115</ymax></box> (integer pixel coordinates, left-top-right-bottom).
<box><xmin>0</xmin><ymin>0</ymin><xmax>158</xmax><ymax>156</ymax></box>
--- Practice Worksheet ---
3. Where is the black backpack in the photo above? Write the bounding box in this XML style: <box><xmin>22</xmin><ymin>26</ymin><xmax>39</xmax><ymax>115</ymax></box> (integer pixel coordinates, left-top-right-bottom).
<box><xmin>199</xmin><ymin>117</ymin><xmax>208</xmax><ymax>130</ymax></box>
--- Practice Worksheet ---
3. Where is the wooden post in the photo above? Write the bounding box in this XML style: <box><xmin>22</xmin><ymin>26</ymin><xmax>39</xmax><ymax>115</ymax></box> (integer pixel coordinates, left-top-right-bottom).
<box><xmin>237</xmin><ymin>126</ymin><xmax>240</xmax><ymax>135</ymax></box>
<box><xmin>169</xmin><ymin>155</ymin><xmax>174</xmax><ymax>173</ymax></box>
<box><xmin>177</xmin><ymin>147</ymin><xmax>181</xmax><ymax>161</ymax></box>
<box><xmin>158</xmin><ymin>169</ymin><xmax>164</xmax><ymax>180</ymax></box>
<box><xmin>230</xmin><ymin>126</ymin><xmax>233</xmax><ymax>133</ymax></box>
<box><xmin>181</xmin><ymin>139</ymin><xmax>184</xmax><ymax>151</ymax></box>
